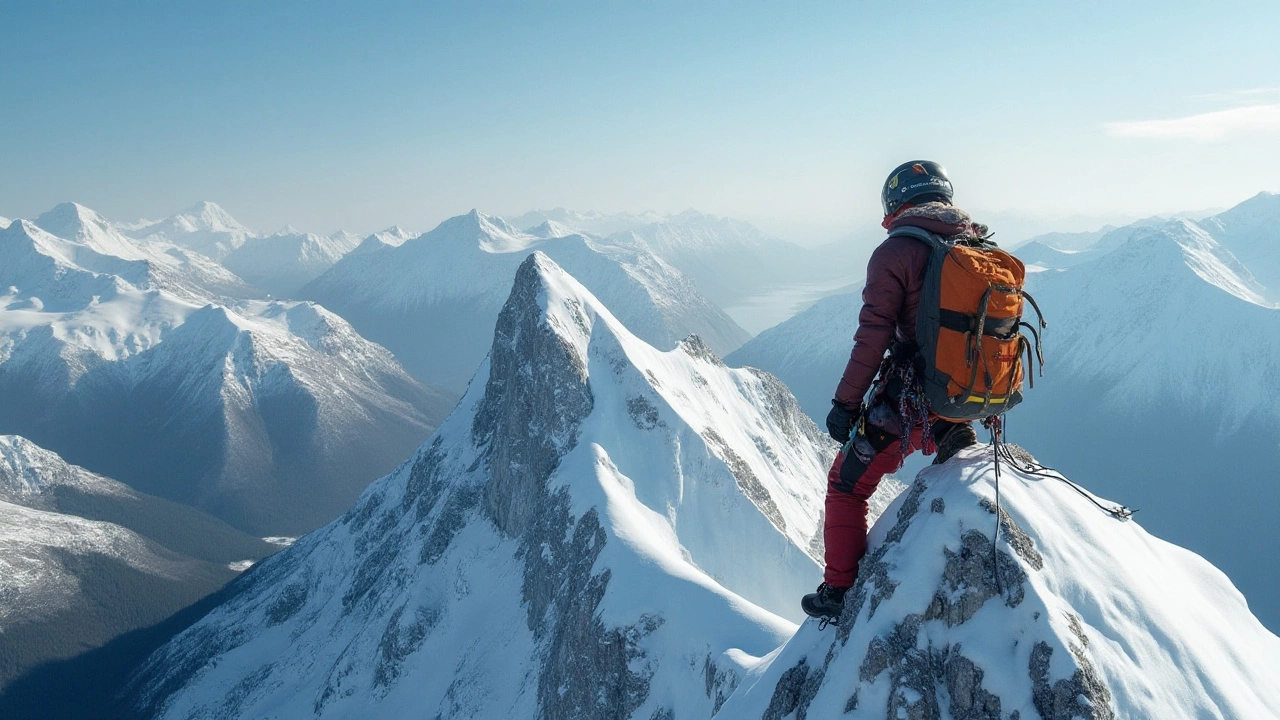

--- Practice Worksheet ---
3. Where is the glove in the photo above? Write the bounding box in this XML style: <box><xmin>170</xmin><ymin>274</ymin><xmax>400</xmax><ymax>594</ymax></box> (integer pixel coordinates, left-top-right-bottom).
<box><xmin>825</xmin><ymin>400</ymin><xmax>861</xmax><ymax>444</ymax></box>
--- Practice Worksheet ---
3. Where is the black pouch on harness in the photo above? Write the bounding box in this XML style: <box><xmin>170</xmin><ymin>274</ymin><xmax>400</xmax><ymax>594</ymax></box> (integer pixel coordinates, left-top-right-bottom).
<box><xmin>837</xmin><ymin>414</ymin><xmax>900</xmax><ymax>491</ymax></box>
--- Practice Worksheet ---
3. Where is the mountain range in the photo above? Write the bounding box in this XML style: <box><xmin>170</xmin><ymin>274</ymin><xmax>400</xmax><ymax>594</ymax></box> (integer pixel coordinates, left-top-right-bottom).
<box><xmin>0</xmin><ymin>204</ymin><xmax>457</xmax><ymax>535</ymax></box>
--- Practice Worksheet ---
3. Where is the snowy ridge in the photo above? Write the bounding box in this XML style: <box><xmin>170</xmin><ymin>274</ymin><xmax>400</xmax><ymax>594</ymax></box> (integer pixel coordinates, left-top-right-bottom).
<box><xmin>0</xmin><ymin>435</ymin><xmax>128</xmax><ymax>500</ymax></box>
<box><xmin>719</xmin><ymin>445</ymin><xmax>1280</xmax><ymax>718</ymax></box>
<box><xmin>127</xmin><ymin>201</ymin><xmax>254</xmax><ymax>260</ymax></box>
<box><xmin>1197</xmin><ymin>191</ymin><xmax>1280</xmax><ymax>300</ymax></box>
<box><xmin>0</xmin><ymin>219</ymin><xmax>138</xmax><ymax>312</ymax></box>
<box><xmin>126</xmin><ymin>253</ymin><xmax>889</xmax><ymax>720</ymax></box>
<box><xmin>302</xmin><ymin>209</ymin><xmax>751</xmax><ymax>391</ymax></box>
<box><xmin>0</xmin><ymin>500</ymin><xmax>198</xmax><ymax>625</ymax></box>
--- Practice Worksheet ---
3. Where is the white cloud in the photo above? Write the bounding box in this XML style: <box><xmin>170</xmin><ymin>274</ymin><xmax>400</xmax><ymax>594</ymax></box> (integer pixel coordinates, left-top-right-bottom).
<box><xmin>1192</xmin><ymin>88</ymin><xmax>1280</xmax><ymax>102</ymax></box>
<box><xmin>1104</xmin><ymin>104</ymin><xmax>1280</xmax><ymax>142</ymax></box>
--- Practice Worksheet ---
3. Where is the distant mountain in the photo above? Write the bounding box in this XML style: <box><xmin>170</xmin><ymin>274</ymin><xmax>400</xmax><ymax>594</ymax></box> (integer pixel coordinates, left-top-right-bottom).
<box><xmin>123</xmin><ymin>253</ymin><xmax>904</xmax><ymax>719</ymax></box>
<box><xmin>301</xmin><ymin>210</ymin><xmax>751</xmax><ymax>392</ymax></box>
<box><xmin>19</xmin><ymin>202</ymin><xmax>259</xmax><ymax>303</ymax></box>
<box><xmin>125</xmin><ymin>201</ymin><xmax>254</xmax><ymax>261</ymax></box>
<box><xmin>720</xmin><ymin>446</ymin><xmax>1280</xmax><ymax>718</ymax></box>
<box><xmin>506</xmin><ymin>207</ymin><xmax>665</xmax><ymax>237</ymax></box>
<box><xmin>725</xmin><ymin>197</ymin><xmax>1280</xmax><ymax>632</ymax></box>
<box><xmin>512</xmin><ymin>208</ymin><xmax>822</xmax><ymax>311</ymax></box>
<box><xmin>0</xmin><ymin>237</ymin><xmax>457</xmax><ymax>535</ymax></box>
<box><xmin>223</xmin><ymin>228</ymin><xmax>362</xmax><ymax>298</ymax></box>
<box><xmin>1197</xmin><ymin>191</ymin><xmax>1280</xmax><ymax>301</ymax></box>
<box><xmin>347</xmin><ymin>226</ymin><xmax>417</xmax><ymax>257</ymax></box>
<box><xmin>0</xmin><ymin>436</ymin><xmax>275</xmax><ymax>693</ymax></box>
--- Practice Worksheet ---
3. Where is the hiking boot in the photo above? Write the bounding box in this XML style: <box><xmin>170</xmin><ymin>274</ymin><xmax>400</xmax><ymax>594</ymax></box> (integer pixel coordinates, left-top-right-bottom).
<box><xmin>933</xmin><ymin>423</ymin><xmax>978</xmax><ymax>465</ymax></box>
<box><xmin>801</xmin><ymin>582</ymin><xmax>848</xmax><ymax>620</ymax></box>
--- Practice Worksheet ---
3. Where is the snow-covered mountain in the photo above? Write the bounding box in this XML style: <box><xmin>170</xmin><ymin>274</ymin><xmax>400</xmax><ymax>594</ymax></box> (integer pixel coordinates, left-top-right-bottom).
<box><xmin>1197</xmin><ymin>190</ymin><xmax>1280</xmax><ymax>301</ymax></box>
<box><xmin>223</xmin><ymin>228</ymin><xmax>363</xmax><ymax>298</ymax></box>
<box><xmin>727</xmin><ymin>198</ymin><xmax>1280</xmax><ymax>632</ymax></box>
<box><xmin>301</xmin><ymin>210</ymin><xmax>751</xmax><ymax>392</ymax></box>
<box><xmin>0</xmin><ymin>275</ymin><xmax>457</xmax><ymax>536</ymax></box>
<box><xmin>346</xmin><ymin>226</ymin><xmax>417</xmax><ymax>257</ymax></box>
<box><xmin>506</xmin><ymin>207</ymin><xmax>665</xmax><ymax>237</ymax></box>
<box><xmin>125</xmin><ymin>201</ymin><xmax>255</xmax><ymax>261</ymax></box>
<box><xmin>123</xmin><ymin>253</ymin><xmax>901</xmax><ymax>719</ymax></box>
<box><xmin>720</xmin><ymin>445</ymin><xmax>1280</xmax><ymax>718</ymax></box>
<box><xmin>0</xmin><ymin>436</ymin><xmax>274</xmax><ymax>692</ymax></box>
<box><xmin>512</xmin><ymin>208</ymin><xmax>823</xmax><ymax>312</ymax></box>
<box><xmin>13</xmin><ymin>202</ymin><xmax>260</xmax><ymax>303</ymax></box>
<box><xmin>608</xmin><ymin>211</ymin><xmax>817</xmax><ymax>309</ymax></box>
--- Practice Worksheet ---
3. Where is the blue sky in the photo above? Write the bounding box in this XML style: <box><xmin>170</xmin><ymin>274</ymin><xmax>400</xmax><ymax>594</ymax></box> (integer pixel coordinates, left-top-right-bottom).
<box><xmin>2</xmin><ymin>1</ymin><xmax>1278</xmax><ymax>241</ymax></box>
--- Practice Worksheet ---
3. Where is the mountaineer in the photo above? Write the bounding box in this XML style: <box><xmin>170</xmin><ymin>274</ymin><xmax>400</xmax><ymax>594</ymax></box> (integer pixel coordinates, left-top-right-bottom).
<box><xmin>803</xmin><ymin>160</ymin><xmax>1042</xmax><ymax>622</ymax></box>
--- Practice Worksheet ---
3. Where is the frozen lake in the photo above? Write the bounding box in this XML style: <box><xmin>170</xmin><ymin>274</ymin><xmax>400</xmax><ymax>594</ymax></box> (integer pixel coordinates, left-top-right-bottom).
<box><xmin>724</xmin><ymin>278</ymin><xmax>857</xmax><ymax>335</ymax></box>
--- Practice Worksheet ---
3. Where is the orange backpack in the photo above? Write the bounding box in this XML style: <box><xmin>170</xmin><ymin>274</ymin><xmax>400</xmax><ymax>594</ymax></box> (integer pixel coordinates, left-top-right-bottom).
<box><xmin>889</xmin><ymin>226</ymin><xmax>1045</xmax><ymax>421</ymax></box>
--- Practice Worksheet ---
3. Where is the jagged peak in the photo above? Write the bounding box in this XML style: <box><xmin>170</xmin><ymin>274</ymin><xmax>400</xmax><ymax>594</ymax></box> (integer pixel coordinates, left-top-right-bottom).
<box><xmin>178</xmin><ymin>201</ymin><xmax>245</xmax><ymax>231</ymax></box>
<box><xmin>379</xmin><ymin>224</ymin><xmax>414</xmax><ymax>239</ymax></box>
<box><xmin>678</xmin><ymin>334</ymin><xmax>724</xmax><ymax>366</ymax></box>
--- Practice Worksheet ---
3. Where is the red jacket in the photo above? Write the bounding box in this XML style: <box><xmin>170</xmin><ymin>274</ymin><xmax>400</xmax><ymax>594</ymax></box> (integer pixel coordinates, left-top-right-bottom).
<box><xmin>833</xmin><ymin>203</ymin><xmax>989</xmax><ymax>407</ymax></box>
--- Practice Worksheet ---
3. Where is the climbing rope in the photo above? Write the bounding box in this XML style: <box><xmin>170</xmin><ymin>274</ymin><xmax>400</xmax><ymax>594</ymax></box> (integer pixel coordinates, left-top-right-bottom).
<box><xmin>981</xmin><ymin>415</ymin><xmax>1005</xmax><ymax>595</ymax></box>
<box><xmin>992</xmin><ymin>442</ymin><xmax>1135</xmax><ymax>520</ymax></box>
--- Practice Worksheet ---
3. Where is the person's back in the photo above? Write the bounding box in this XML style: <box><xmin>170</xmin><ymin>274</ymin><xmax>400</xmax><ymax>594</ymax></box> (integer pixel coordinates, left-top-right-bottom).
<box><xmin>802</xmin><ymin>161</ymin><xmax>982</xmax><ymax>622</ymax></box>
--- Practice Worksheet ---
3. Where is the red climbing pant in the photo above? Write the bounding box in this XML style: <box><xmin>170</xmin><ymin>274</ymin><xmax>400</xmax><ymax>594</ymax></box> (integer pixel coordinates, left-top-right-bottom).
<box><xmin>823</xmin><ymin>425</ymin><xmax>926</xmax><ymax>588</ymax></box>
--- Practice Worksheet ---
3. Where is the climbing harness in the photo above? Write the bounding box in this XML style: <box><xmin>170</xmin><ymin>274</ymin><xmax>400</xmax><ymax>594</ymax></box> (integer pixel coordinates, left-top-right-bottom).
<box><xmin>867</xmin><ymin>349</ymin><xmax>936</xmax><ymax>459</ymax></box>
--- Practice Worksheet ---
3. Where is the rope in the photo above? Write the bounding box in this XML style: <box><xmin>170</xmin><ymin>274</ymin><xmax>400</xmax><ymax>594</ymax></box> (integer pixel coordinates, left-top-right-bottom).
<box><xmin>982</xmin><ymin>415</ymin><xmax>1005</xmax><ymax>595</ymax></box>
<box><xmin>992</xmin><ymin>443</ymin><xmax>1135</xmax><ymax>520</ymax></box>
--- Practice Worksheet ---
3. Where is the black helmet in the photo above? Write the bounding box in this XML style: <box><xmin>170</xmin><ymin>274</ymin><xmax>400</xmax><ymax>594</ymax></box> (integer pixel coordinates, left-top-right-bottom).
<box><xmin>881</xmin><ymin>160</ymin><xmax>953</xmax><ymax>216</ymax></box>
